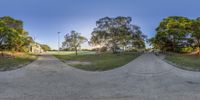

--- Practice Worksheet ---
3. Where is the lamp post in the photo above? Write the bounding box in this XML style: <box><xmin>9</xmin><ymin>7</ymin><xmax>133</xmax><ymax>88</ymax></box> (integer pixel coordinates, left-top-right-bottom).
<box><xmin>57</xmin><ymin>32</ymin><xmax>60</xmax><ymax>52</ymax></box>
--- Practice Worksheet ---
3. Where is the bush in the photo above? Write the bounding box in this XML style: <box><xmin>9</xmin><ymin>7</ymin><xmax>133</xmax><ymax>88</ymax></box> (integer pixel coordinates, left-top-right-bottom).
<box><xmin>130</xmin><ymin>48</ymin><xmax>138</xmax><ymax>52</ymax></box>
<box><xmin>179</xmin><ymin>47</ymin><xmax>193</xmax><ymax>53</ymax></box>
<box><xmin>20</xmin><ymin>47</ymin><xmax>29</xmax><ymax>52</ymax></box>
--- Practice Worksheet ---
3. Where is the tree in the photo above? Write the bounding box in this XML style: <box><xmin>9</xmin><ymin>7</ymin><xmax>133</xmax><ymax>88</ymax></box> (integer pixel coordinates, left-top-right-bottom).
<box><xmin>130</xmin><ymin>25</ymin><xmax>147</xmax><ymax>49</ymax></box>
<box><xmin>153</xmin><ymin>16</ymin><xmax>191</xmax><ymax>52</ymax></box>
<box><xmin>40</xmin><ymin>44</ymin><xmax>51</xmax><ymax>51</ymax></box>
<box><xmin>90</xmin><ymin>16</ymin><xmax>146</xmax><ymax>53</ymax></box>
<box><xmin>0</xmin><ymin>16</ymin><xmax>23</xmax><ymax>31</ymax></box>
<box><xmin>0</xmin><ymin>16</ymin><xmax>33</xmax><ymax>52</ymax></box>
<box><xmin>62</xmin><ymin>30</ymin><xmax>87</xmax><ymax>55</ymax></box>
<box><xmin>190</xmin><ymin>18</ymin><xmax>200</xmax><ymax>54</ymax></box>
<box><xmin>0</xmin><ymin>25</ymin><xmax>18</xmax><ymax>51</ymax></box>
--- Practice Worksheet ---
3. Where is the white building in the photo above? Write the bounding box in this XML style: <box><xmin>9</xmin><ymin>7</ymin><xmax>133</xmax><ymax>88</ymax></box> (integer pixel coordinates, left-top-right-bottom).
<box><xmin>29</xmin><ymin>43</ymin><xmax>43</xmax><ymax>53</ymax></box>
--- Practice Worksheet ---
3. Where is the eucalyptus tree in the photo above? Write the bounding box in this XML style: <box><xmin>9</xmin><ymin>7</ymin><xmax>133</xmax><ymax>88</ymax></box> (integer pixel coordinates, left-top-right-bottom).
<box><xmin>0</xmin><ymin>22</ymin><xmax>8</xmax><ymax>50</ymax></box>
<box><xmin>90</xmin><ymin>16</ymin><xmax>146</xmax><ymax>53</ymax></box>
<box><xmin>62</xmin><ymin>30</ymin><xmax>87</xmax><ymax>55</ymax></box>
<box><xmin>130</xmin><ymin>25</ymin><xmax>146</xmax><ymax>49</ymax></box>
<box><xmin>190</xmin><ymin>18</ymin><xmax>200</xmax><ymax>54</ymax></box>
<box><xmin>0</xmin><ymin>23</ymin><xmax>17</xmax><ymax>50</ymax></box>
<box><xmin>0</xmin><ymin>16</ymin><xmax>32</xmax><ymax>52</ymax></box>
<box><xmin>40</xmin><ymin>44</ymin><xmax>51</xmax><ymax>51</ymax></box>
<box><xmin>154</xmin><ymin>16</ymin><xmax>191</xmax><ymax>52</ymax></box>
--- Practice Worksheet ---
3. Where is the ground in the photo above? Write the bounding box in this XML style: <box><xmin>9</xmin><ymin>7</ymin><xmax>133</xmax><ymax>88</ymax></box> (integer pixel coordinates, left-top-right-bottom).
<box><xmin>165</xmin><ymin>54</ymin><xmax>200</xmax><ymax>71</ymax></box>
<box><xmin>0</xmin><ymin>53</ymin><xmax>200</xmax><ymax>100</ymax></box>
<box><xmin>0</xmin><ymin>53</ymin><xmax>37</xmax><ymax>71</ymax></box>
<box><xmin>54</xmin><ymin>51</ymin><xmax>140</xmax><ymax>71</ymax></box>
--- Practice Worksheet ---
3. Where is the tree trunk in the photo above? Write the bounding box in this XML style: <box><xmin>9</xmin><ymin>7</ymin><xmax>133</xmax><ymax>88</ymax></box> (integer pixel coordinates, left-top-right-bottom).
<box><xmin>197</xmin><ymin>40</ymin><xmax>200</xmax><ymax>55</ymax></box>
<box><xmin>75</xmin><ymin>47</ymin><xmax>78</xmax><ymax>55</ymax></box>
<box><xmin>123</xmin><ymin>45</ymin><xmax>126</xmax><ymax>52</ymax></box>
<box><xmin>198</xmin><ymin>46</ymin><xmax>200</xmax><ymax>55</ymax></box>
<box><xmin>112</xmin><ymin>48</ymin><xmax>115</xmax><ymax>54</ymax></box>
<box><xmin>112</xmin><ymin>42</ymin><xmax>117</xmax><ymax>54</ymax></box>
<box><xmin>173</xmin><ymin>45</ymin><xmax>175</xmax><ymax>52</ymax></box>
<box><xmin>1</xmin><ymin>51</ymin><xmax>3</xmax><ymax>57</ymax></box>
<box><xmin>172</xmin><ymin>39</ymin><xmax>176</xmax><ymax>52</ymax></box>
<box><xmin>98</xmin><ymin>48</ymin><xmax>100</xmax><ymax>54</ymax></box>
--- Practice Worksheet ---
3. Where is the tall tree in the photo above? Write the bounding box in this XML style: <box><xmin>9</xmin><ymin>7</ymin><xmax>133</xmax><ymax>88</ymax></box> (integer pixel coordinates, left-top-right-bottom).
<box><xmin>62</xmin><ymin>30</ymin><xmax>87</xmax><ymax>55</ymax></box>
<box><xmin>40</xmin><ymin>44</ymin><xmax>51</xmax><ymax>51</ymax></box>
<box><xmin>190</xmin><ymin>18</ymin><xmax>200</xmax><ymax>54</ymax></box>
<box><xmin>0</xmin><ymin>16</ymin><xmax>33</xmax><ymax>52</ymax></box>
<box><xmin>90</xmin><ymin>16</ymin><xmax>146</xmax><ymax>53</ymax></box>
<box><xmin>154</xmin><ymin>16</ymin><xmax>190</xmax><ymax>52</ymax></box>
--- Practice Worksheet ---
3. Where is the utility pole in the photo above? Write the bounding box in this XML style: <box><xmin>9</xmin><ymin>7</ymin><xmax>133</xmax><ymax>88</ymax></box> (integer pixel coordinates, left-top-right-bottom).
<box><xmin>57</xmin><ymin>32</ymin><xmax>60</xmax><ymax>52</ymax></box>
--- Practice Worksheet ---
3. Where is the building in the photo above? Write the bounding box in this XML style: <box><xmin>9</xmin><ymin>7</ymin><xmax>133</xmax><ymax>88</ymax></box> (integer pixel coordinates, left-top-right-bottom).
<box><xmin>29</xmin><ymin>43</ymin><xmax>44</xmax><ymax>53</ymax></box>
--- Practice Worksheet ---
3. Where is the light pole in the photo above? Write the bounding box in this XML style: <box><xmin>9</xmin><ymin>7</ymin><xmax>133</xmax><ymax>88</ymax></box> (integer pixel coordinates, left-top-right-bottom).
<box><xmin>57</xmin><ymin>32</ymin><xmax>60</xmax><ymax>52</ymax></box>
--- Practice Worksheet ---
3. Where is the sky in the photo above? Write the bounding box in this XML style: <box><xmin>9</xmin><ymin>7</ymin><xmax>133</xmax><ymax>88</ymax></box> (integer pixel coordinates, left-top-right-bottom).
<box><xmin>0</xmin><ymin>0</ymin><xmax>200</xmax><ymax>49</ymax></box>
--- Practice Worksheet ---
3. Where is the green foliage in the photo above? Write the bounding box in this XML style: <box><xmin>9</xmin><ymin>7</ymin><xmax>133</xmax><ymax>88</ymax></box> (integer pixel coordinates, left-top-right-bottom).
<box><xmin>0</xmin><ymin>16</ymin><xmax>33</xmax><ymax>52</ymax></box>
<box><xmin>154</xmin><ymin>16</ymin><xmax>190</xmax><ymax>52</ymax></box>
<box><xmin>178</xmin><ymin>47</ymin><xmax>193</xmax><ymax>53</ymax></box>
<box><xmin>62</xmin><ymin>30</ymin><xmax>87</xmax><ymax>55</ymax></box>
<box><xmin>190</xmin><ymin>19</ymin><xmax>200</xmax><ymax>54</ymax></box>
<box><xmin>40</xmin><ymin>44</ymin><xmax>51</xmax><ymax>51</ymax></box>
<box><xmin>149</xmin><ymin>16</ymin><xmax>200</xmax><ymax>53</ymax></box>
<box><xmin>90</xmin><ymin>16</ymin><xmax>146</xmax><ymax>53</ymax></box>
<box><xmin>150</xmin><ymin>16</ymin><xmax>200</xmax><ymax>54</ymax></box>
<box><xmin>20</xmin><ymin>46</ymin><xmax>30</xmax><ymax>52</ymax></box>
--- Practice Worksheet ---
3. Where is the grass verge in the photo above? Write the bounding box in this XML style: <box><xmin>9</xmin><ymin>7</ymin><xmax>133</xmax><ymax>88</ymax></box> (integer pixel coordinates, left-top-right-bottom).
<box><xmin>165</xmin><ymin>54</ymin><xmax>200</xmax><ymax>71</ymax></box>
<box><xmin>54</xmin><ymin>51</ymin><xmax>140</xmax><ymax>71</ymax></box>
<box><xmin>0</xmin><ymin>52</ymin><xmax>37</xmax><ymax>71</ymax></box>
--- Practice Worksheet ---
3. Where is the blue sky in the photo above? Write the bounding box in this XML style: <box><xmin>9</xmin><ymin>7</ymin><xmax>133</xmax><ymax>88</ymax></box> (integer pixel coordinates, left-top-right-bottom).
<box><xmin>0</xmin><ymin>0</ymin><xmax>200</xmax><ymax>49</ymax></box>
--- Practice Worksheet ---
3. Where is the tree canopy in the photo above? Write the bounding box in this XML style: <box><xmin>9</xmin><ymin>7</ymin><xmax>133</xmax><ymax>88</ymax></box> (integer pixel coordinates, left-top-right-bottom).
<box><xmin>40</xmin><ymin>44</ymin><xmax>51</xmax><ymax>51</ymax></box>
<box><xmin>90</xmin><ymin>16</ymin><xmax>146</xmax><ymax>53</ymax></box>
<box><xmin>62</xmin><ymin>30</ymin><xmax>87</xmax><ymax>55</ymax></box>
<box><xmin>150</xmin><ymin>16</ymin><xmax>200</xmax><ymax>54</ymax></box>
<box><xmin>0</xmin><ymin>16</ymin><xmax>33</xmax><ymax>52</ymax></box>
<box><xmin>190</xmin><ymin>18</ymin><xmax>200</xmax><ymax>54</ymax></box>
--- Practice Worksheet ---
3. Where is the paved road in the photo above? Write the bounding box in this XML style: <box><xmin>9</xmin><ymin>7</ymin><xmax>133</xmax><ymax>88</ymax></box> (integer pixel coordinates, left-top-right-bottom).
<box><xmin>0</xmin><ymin>53</ymin><xmax>200</xmax><ymax>100</ymax></box>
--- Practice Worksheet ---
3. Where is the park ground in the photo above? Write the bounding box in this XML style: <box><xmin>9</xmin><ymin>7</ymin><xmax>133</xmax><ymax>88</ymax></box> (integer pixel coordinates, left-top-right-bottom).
<box><xmin>165</xmin><ymin>53</ymin><xmax>200</xmax><ymax>71</ymax></box>
<box><xmin>52</xmin><ymin>51</ymin><xmax>200</xmax><ymax>72</ymax></box>
<box><xmin>0</xmin><ymin>53</ymin><xmax>200</xmax><ymax>100</ymax></box>
<box><xmin>53</xmin><ymin>51</ymin><xmax>140</xmax><ymax>71</ymax></box>
<box><xmin>1</xmin><ymin>51</ymin><xmax>200</xmax><ymax>72</ymax></box>
<box><xmin>0</xmin><ymin>52</ymin><xmax>37</xmax><ymax>71</ymax></box>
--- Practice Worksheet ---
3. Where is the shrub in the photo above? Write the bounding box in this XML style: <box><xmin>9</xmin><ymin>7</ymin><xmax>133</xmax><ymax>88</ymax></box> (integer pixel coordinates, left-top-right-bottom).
<box><xmin>179</xmin><ymin>47</ymin><xmax>193</xmax><ymax>53</ymax></box>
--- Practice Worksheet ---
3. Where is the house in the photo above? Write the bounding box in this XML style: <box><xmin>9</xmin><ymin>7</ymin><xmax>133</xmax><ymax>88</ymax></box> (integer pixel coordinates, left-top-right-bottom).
<box><xmin>29</xmin><ymin>43</ymin><xmax>44</xmax><ymax>53</ymax></box>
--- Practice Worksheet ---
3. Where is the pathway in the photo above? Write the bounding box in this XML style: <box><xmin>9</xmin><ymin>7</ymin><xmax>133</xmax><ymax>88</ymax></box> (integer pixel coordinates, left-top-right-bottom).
<box><xmin>0</xmin><ymin>53</ymin><xmax>200</xmax><ymax>100</ymax></box>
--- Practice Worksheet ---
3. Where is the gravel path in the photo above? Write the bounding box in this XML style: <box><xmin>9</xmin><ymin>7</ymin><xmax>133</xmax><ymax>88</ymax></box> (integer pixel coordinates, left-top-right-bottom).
<box><xmin>0</xmin><ymin>53</ymin><xmax>200</xmax><ymax>100</ymax></box>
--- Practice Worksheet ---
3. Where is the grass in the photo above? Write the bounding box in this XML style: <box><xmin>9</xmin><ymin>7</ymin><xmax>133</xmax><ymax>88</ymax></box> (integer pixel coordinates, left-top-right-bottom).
<box><xmin>54</xmin><ymin>51</ymin><xmax>140</xmax><ymax>71</ymax></box>
<box><xmin>165</xmin><ymin>54</ymin><xmax>200</xmax><ymax>71</ymax></box>
<box><xmin>0</xmin><ymin>52</ymin><xmax>37</xmax><ymax>71</ymax></box>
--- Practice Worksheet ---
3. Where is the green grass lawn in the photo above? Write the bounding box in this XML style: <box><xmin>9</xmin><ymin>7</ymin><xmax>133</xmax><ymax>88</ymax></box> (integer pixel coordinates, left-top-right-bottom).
<box><xmin>165</xmin><ymin>54</ymin><xmax>200</xmax><ymax>71</ymax></box>
<box><xmin>0</xmin><ymin>53</ymin><xmax>37</xmax><ymax>71</ymax></box>
<box><xmin>54</xmin><ymin>51</ymin><xmax>140</xmax><ymax>71</ymax></box>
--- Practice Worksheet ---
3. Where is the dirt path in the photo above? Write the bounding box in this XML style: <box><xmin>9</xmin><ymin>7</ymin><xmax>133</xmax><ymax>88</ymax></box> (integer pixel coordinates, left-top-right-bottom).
<box><xmin>0</xmin><ymin>53</ymin><xmax>200</xmax><ymax>100</ymax></box>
